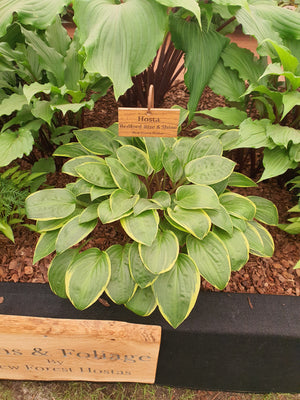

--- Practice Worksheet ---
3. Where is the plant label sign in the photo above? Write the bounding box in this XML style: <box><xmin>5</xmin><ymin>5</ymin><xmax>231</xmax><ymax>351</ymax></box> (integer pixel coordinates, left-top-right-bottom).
<box><xmin>118</xmin><ymin>108</ymin><xmax>180</xmax><ymax>137</ymax></box>
<box><xmin>0</xmin><ymin>315</ymin><xmax>161</xmax><ymax>383</ymax></box>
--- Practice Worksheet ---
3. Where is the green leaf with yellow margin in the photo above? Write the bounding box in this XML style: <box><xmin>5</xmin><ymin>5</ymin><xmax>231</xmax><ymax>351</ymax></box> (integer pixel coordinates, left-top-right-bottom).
<box><xmin>121</xmin><ymin>210</ymin><xmax>159</xmax><ymax>246</ymax></box>
<box><xmin>139</xmin><ymin>230</ymin><xmax>179</xmax><ymax>275</ymax></box>
<box><xmin>33</xmin><ymin>229</ymin><xmax>59</xmax><ymax>264</ymax></box>
<box><xmin>214</xmin><ymin>227</ymin><xmax>249</xmax><ymax>272</ymax></box>
<box><xmin>48</xmin><ymin>248</ymin><xmax>79</xmax><ymax>299</ymax></box>
<box><xmin>125</xmin><ymin>286</ymin><xmax>157</xmax><ymax>317</ymax></box>
<box><xmin>187</xmin><ymin>232</ymin><xmax>231</xmax><ymax>290</ymax></box>
<box><xmin>105</xmin><ymin>244</ymin><xmax>136</xmax><ymax>305</ymax></box>
<box><xmin>55</xmin><ymin>215</ymin><xmax>97</xmax><ymax>254</ymax></box>
<box><xmin>153</xmin><ymin>253</ymin><xmax>200</xmax><ymax>328</ymax></box>
<box><xmin>128</xmin><ymin>242</ymin><xmax>157</xmax><ymax>289</ymax></box>
<box><xmin>65</xmin><ymin>248</ymin><xmax>111</xmax><ymax>310</ymax></box>
<box><xmin>167</xmin><ymin>206</ymin><xmax>210</xmax><ymax>240</ymax></box>
<box><xmin>25</xmin><ymin>188</ymin><xmax>76</xmax><ymax>221</ymax></box>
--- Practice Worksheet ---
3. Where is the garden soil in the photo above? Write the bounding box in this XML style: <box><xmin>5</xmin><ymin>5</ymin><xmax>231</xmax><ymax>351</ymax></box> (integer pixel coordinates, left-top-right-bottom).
<box><xmin>0</xmin><ymin>83</ymin><xmax>299</xmax><ymax>298</ymax></box>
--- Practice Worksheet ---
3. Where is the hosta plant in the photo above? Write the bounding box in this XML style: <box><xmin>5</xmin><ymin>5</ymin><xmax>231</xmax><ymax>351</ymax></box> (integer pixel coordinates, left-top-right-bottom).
<box><xmin>0</xmin><ymin>17</ymin><xmax>110</xmax><ymax>167</ymax></box>
<box><xmin>195</xmin><ymin>39</ymin><xmax>300</xmax><ymax>181</ymax></box>
<box><xmin>25</xmin><ymin>124</ymin><xmax>278</xmax><ymax>328</ymax></box>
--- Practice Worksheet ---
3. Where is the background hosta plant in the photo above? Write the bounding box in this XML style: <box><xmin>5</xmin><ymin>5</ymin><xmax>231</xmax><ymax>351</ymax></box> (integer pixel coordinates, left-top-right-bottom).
<box><xmin>26</xmin><ymin>124</ymin><xmax>278</xmax><ymax>328</ymax></box>
<box><xmin>2</xmin><ymin>0</ymin><xmax>299</xmax><ymax>121</ymax></box>
<box><xmin>195</xmin><ymin>39</ymin><xmax>300</xmax><ymax>181</ymax></box>
<box><xmin>0</xmin><ymin>17</ymin><xmax>110</xmax><ymax>168</ymax></box>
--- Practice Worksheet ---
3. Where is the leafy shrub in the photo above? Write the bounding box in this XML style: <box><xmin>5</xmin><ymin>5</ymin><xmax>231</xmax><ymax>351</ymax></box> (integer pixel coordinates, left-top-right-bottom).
<box><xmin>195</xmin><ymin>39</ymin><xmax>300</xmax><ymax>181</ymax></box>
<box><xmin>25</xmin><ymin>125</ymin><xmax>278</xmax><ymax>328</ymax></box>
<box><xmin>0</xmin><ymin>17</ymin><xmax>110</xmax><ymax>167</ymax></box>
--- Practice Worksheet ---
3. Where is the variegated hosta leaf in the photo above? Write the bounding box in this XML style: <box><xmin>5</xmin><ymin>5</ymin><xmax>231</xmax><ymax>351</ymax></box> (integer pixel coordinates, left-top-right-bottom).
<box><xmin>205</xmin><ymin>205</ymin><xmax>233</xmax><ymax>236</ymax></box>
<box><xmin>228</xmin><ymin>172</ymin><xmax>257</xmax><ymax>188</ymax></box>
<box><xmin>187</xmin><ymin>135</ymin><xmax>223</xmax><ymax>162</ymax></box>
<box><xmin>73</xmin><ymin>0</ymin><xmax>167</xmax><ymax>98</ymax></box>
<box><xmin>75</xmin><ymin>126</ymin><xmax>119</xmax><ymax>155</ymax></box>
<box><xmin>214</xmin><ymin>227</ymin><xmax>249</xmax><ymax>272</ymax></box>
<box><xmin>117</xmin><ymin>145</ymin><xmax>153</xmax><ymax>178</ymax></box>
<box><xmin>79</xmin><ymin>203</ymin><xmax>99</xmax><ymax>224</ymax></box>
<box><xmin>0</xmin><ymin>0</ymin><xmax>69</xmax><ymax>37</ymax></box>
<box><xmin>133</xmin><ymin>198</ymin><xmax>162</xmax><ymax>217</ymax></box>
<box><xmin>243</xmin><ymin>220</ymin><xmax>274</xmax><ymax>258</ymax></box>
<box><xmin>62</xmin><ymin>155</ymin><xmax>104</xmax><ymax>177</ymax></box>
<box><xmin>76</xmin><ymin>162</ymin><xmax>117</xmax><ymax>188</ymax></box>
<box><xmin>172</xmin><ymin>137</ymin><xmax>194</xmax><ymax>166</ymax></box>
<box><xmin>106</xmin><ymin>157</ymin><xmax>141</xmax><ymax>195</ymax></box>
<box><xmin>162</xmin><ymin>147</ymin><xmax>184</xmax><ymax>184</ymax></box>
<box><xmin>175</xmin><ymin>184</ymin><xmax>220</xmax><ymax>210</ymax></box>
<box><xmin>66</xmin><ymin>248</ymin><xmax>111</xmax><ymax>310</ymax></box>
<box><xmin>48</xmin><ymin>248</ymin><xmax>79</xmax><ymax>299</ymax></box>
<box><xmin>55</xmin><ymin>215</ymin><xmax>98</xmax><ymax>254</ymax></box>
<box><xmin>152</xmin><ymin>191</ymin><xmax>171</xmax><ymax>209</ymax></box>
<box><xmin>167</xmin><ymin>206</ymin><xmax>211</xmax><ymax>240</ymax></box>
<box><xmin>187</xmin><ymin>232</ymin><xmax>231</xmax><ymax>290</ymax></box>
<box><xmin>98</xmin><ymin>190</ymin><xmax>138</xmax><ymax>224</ymax></box>
<box><xmin>169</xmin><ymin>13</ymin><xmax>229</xmax><ymax>118</ymax></box>
<box><xmin>33</xmin><ymin>229</ymin><xmax>59</xmax><ymax>264</ymax></box>
<box><xmin>121</xmin><ymin>210</ymin><xmax>159</xmax><ymax>246</ymax></box>
<box><xmin>185</xmin><ymin>155</ymin><xmax>236</xmax><ymax>185</ymax></box>
<box><xmin>128</xmin><ymin>242</ymin><xmax>157</xmax><ymax>289</ymax></box>
<box><xmin>220</xmin><ymin>192</ymin><xmax>256</xmax><ymax>221</ymax></box>
<box><xmin>53</xmin><ymin>143</ymin><xmax>92</xmax><ymax>158</ymax></box>
<box><xmin>125</xmin><ymin>286</ymin><xmax>157</xmax><ymax>317</ymax></box>
<box><xmin>105</xmin><ymin>244</ymin><xmax>136</xmax><ymax>305</ymax></box>
<box><xmin>71</xmin><ymin>179</ymin><xmax>94</xmax><ymax>197</ymax></box>
<box><xmin>25</xmin><ymin>188</ymin><xmax>76</xmax><ymax>220</ymax></box>
<box><xmin>144</xmin><ymin>137</ymin><xmax>165</xmax><ymax>172</ymax></box>
<box><xmin>153</xmin><ymin>253</ymin><xmax>200</xmax><ymax>329</ymax></box>
<box><xmin>247</xmin><ymin>196</ymin><xmax>278</xmax><ymax>226</ymax></box>
<box><xmin>139</xmin><ymin>230</ymin><xmax>179</xmax><ymax>275</ymax></box>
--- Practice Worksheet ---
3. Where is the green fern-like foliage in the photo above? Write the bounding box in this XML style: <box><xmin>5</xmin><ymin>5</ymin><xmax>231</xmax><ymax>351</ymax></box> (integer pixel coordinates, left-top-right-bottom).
<box><xmin>0</xmin><ymin>166</ymin><xmax>31</xmax><ymax>242</ymax></box>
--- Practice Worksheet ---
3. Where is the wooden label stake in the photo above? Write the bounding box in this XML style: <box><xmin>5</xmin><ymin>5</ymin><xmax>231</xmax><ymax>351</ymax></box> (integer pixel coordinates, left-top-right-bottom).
<box><xmin>0</xmin><ymin>315</ymin><xmax>161</xmax><ymax>383</ymax></box>
<box><xmin>118</xmin><ymin>84</ymin><xmax>180</xmax><ymax>137</ymax></box>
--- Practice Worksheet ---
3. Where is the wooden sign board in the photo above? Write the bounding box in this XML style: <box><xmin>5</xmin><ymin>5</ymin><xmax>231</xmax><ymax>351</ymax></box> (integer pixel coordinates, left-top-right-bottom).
<box><xmin>0</xmin><ymin>315</ymin><xmax>161</xmax><ymax>383</ymax></box>
<box><xmin>118</xmin><ymin>108</ymin><xmax>180</xmax><ymax>137</ymax></box>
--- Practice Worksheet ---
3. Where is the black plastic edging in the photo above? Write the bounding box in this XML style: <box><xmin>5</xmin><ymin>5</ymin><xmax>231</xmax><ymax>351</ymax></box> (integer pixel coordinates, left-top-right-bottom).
<box><xmin>0</xmin><ymin>282</ymin><xmax>299</xmax><ymax>393</ymax></box>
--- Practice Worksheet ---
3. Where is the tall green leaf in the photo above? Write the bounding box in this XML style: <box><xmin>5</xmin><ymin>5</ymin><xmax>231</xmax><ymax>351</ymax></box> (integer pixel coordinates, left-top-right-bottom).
<box><xmin>169</xmin><ymin>13</ymin><xmax>229</xmax><ymax>118</ymax></box>
<box><xmin>0</xmin><ymin>0</ymin><xmax>69</xmax><ymax>37</ymax></box>
<box><xmin>73</xmin><ymin>0</ymin><xmax>167</xmax><ymax>98</ymax></box>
